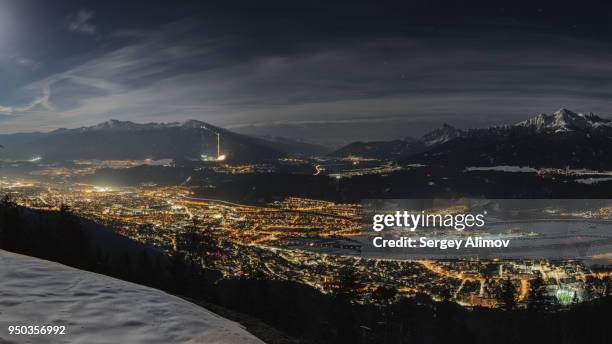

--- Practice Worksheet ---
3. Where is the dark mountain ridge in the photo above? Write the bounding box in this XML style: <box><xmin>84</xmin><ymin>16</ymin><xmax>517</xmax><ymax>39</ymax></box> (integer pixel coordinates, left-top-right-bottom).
<box><xmin>0</xmin><ymin>119</ymin><xmax>284</xmax><ymax>162</ymax></box>
<box><xmin>405</xmin><ymin>108</ymin><xmax>612</xmax><ymax>169</ymax></box>
<box><xmin>329</xmin><ymin>138</ymin><xmax>427</xmax><ymax>159</ymax></box>
<box><xmin>331</xmin><ymin>108</ymin><xmax>612</xmax><ymax>170</ymax></box>
<box><xmin>329</xmin><ymin>123</ymin><xmax>464</xmax><ymax>159</ymax></box>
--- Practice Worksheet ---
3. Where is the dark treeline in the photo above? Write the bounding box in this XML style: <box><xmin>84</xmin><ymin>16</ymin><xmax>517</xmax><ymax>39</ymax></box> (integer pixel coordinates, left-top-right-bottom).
<box><xmin>1</xmin><ymin>197</ymin><xmax>611</xmax><ymax>344</ymax></box>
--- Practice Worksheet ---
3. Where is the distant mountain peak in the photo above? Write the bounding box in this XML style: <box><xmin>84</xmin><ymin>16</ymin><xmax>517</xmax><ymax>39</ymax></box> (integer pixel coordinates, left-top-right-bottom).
<box><xmin>420</xmin><ymin>123</ymin><xmax>464</xmax><ymax>147</ymax></box>
<box><xmin>88</xmin><ymin>119</ymin><xmax>136</xmax><ymax>130</ymax></box>
<box><xmin>516</xmin><ymin>108</ymin><xmax>610</xmax><ymax>133</ymax></box>
<box><xmin>181</xmin><ymin>119</ymin><xmax>210</xmax><ymax>129</ymax></box>
<box><xmin>75</xmin><ymin>119</ymin><xmax>181</xmax><ymax>132</ymax></box>
<box><xmin>555</xmin><ymin>107</ymin><xmax>574</xmax><ymax>116</ymax></box>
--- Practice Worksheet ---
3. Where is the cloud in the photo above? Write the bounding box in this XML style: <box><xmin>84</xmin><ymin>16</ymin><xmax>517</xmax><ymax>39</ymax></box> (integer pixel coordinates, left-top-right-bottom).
<box><xmin>0</xmin><ymin>84</ymin><xmax>53</xmax><ymax>115</ymax></box>
<box><xmin>68</xmin><ymin>10</ymin><xmax>97</xmax><ymax>35</ymax></box>
<box><xmin>0</xmin><ymin>53</ymin><xmax>41</xmax><ymax>70</ymax></box>
<box><xmin>13</xmin><ymin>56</ymin><xmax>40</xmax><ymax>70</ymax></box>
<box><xmin>4</xmin><ymin>24</ymin><xmax>612</xmax><ymax>139</ymax></box>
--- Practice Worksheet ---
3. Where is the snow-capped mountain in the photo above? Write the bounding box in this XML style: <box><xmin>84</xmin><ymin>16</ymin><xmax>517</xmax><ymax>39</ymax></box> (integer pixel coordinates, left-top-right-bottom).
<box><xmin>0</xmin><ymin>250</ymin><xmax>264</xmax><ymax>344</ymax></box>
<box><xmin>515</xmin><ymin>108</ymin><xmax>611</xmax><ymax>133</ymax></box>
<box><xmin>82</xmin><ymin>119</ymin><xmax>181</xmax><ymax>132</ymax></box>
<box><xmin>420</xmin><ymin>123</ymin><xmax>465</xmax><ymax>147</ymax></box>
<box><xmin>54</xmin><ymin>119</ymin><xmax>192</xmax><ymax>133</ymax></box>
<box><xmin>405</xmin><ymin>108</ymin><xmax>612</xmax><ymax>169</ymax></box>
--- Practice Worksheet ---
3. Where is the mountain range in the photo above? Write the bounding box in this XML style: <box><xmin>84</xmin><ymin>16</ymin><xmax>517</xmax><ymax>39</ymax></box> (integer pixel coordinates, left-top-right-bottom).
<box><xmin>329</xmin><ymin>138</ymin><xmax>428</xmax><ymax>159</ymax></box>
<box><xmin>406</xmin><ymin>109</ymin><xmax>612</xmax><ymax>169</ymax></box>
<box><xmin>333</xmin><ymin>109</ymin><xmax>612</xmax><ymax>170</ymax></box>
<box><xmin>1</xmin><ymin>109</ymin><xmax>611</xmax><ymax>169</ymax></box>
<box><xmin>329</xmin><ymin>123</ymin><xmax>464</xmax><ymax>159</ymax></box>
<box><xmin>0</xmin><ymin>120</ymin><xmax>284</xmax><ymax>162</ymax></box>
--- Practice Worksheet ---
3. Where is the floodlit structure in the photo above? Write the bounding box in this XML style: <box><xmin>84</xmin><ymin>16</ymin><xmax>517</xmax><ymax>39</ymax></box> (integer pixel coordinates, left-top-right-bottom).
<box><xmin>199</xmin><ymin>132</ymin><xmax>227</xmax><ymax>162</ymax></box>
<box><xmin>215</xmin><ymin>133</ymin><xmax>226</xmax><ymax>161</ymax></box>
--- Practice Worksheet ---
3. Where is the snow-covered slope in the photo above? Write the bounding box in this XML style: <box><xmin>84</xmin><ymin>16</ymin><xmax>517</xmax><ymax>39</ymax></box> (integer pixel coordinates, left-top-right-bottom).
<box><xmin>0</xmin><ymin>250</ymin><xmax>264</xmax><ymax>344</ymax></box>
<box><xmin>515</xmin><ymin>108</ymin><xmax>611</xmax><ymax>132</ymax></box>
<box><xmin>420</xmin><ymin>123</ymin><xmax>464</xmax><ymax>147</ymax></box>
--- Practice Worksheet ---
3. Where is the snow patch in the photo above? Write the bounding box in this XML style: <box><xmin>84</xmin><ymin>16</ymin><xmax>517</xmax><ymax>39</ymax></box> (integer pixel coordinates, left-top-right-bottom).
<box><xmin>464</xmin><ymin>166</ymin><xmax>538</xmax><ymax>173</ymax></box>
<box><xmin>0</xmin><ymin>250</ymin><xmax>264</xmax><ymax>344</ymax></box>
<box><xmin>575</xmin><ymin>177</ymin><xmax>612</xmax><ymax>185</ymax></box>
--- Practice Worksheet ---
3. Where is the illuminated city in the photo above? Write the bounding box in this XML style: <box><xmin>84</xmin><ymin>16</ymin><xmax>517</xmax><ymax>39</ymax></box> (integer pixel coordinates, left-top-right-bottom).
<box><xmin>2</xmin><ymin>2</ymin><xmax>612</xmax><ymax>342</ymax></box>
<box><xmin>2</xmin><ymin>158</ymin><xmax>610</xmax><ymax>309</ymax></box>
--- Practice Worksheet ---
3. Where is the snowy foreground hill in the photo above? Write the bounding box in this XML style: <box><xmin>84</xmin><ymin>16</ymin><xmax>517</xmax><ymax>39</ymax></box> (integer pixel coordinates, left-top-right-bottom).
<box><xmin>0</xmin><ymin>250</ymin><xmax>264</xmax><ymax>344</ymax></box>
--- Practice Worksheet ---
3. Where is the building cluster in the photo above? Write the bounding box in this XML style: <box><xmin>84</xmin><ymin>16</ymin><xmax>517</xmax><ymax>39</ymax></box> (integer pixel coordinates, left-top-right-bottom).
<box><xmin>1</xmin><ymin>173</ymin><xmax>611</xmax><ymax>308</ymax></box>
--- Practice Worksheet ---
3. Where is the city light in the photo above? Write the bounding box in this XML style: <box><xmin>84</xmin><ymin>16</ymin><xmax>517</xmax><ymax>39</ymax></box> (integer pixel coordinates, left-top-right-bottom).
<box><xmin>1</xmin><ymin>166</ymin><xmax>611</xmax><ymax>309</ymax></box>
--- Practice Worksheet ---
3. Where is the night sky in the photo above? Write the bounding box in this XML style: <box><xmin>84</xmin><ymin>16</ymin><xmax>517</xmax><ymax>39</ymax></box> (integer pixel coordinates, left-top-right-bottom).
<box><xmin>2</xmin><ymin>0</ymin><xmax>612</xmax><ymax>144</ymax></box>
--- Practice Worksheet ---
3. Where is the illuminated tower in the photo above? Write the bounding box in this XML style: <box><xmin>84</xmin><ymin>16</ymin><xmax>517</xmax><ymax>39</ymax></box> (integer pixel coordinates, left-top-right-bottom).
<box><xmin>215</xmin><ymin>132</ymin><xmax>226</xmax><ymax>161</ymax></box>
